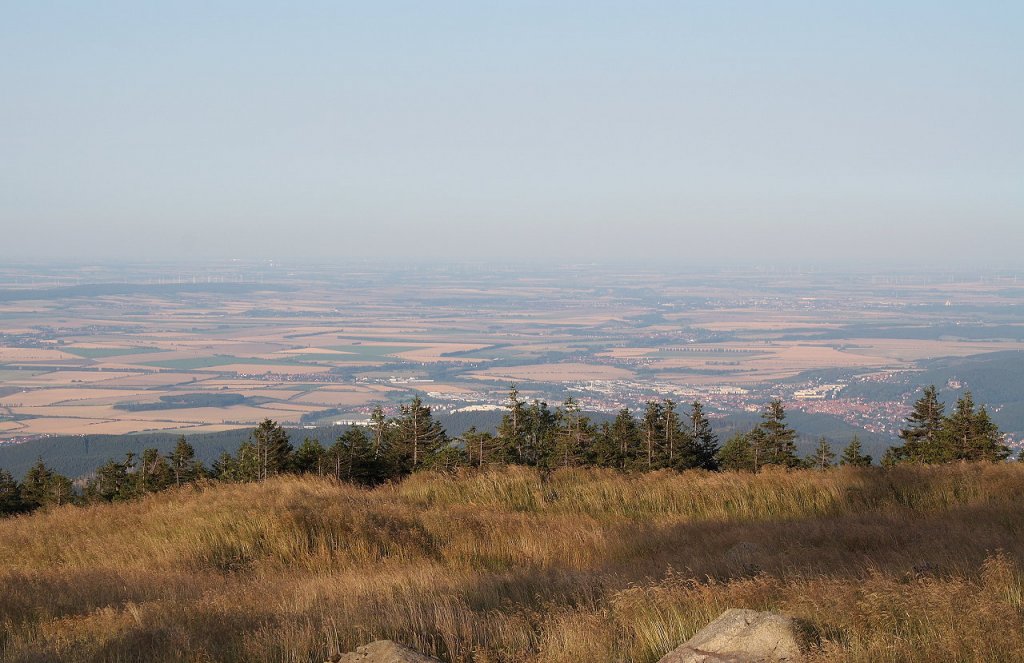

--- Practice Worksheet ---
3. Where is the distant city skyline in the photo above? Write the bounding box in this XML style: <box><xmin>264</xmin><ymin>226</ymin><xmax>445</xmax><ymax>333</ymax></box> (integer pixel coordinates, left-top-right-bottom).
<box><xmin>3</xmin><ymin>2</ymin><xmax>1022</xmax><ymax>267</ymax></box>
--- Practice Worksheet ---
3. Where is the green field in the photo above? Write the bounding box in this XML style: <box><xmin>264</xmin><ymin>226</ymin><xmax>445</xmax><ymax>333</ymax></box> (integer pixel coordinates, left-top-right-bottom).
<box><xmin>140</xmin><ymin>356</ymin><xmax>295</xmax><ymax>370</ymax></box>
<box><xmin>62</xmin><ymin>346</ymin><xmax>162</xmax><ymax>359</ymax></box>
<box><xmin>326</xmin><ymin>344</ymin><xmax>417</xmax><ymax>359</ymax></box>
<box><xmin>0</xmin><ymin>368</ymin><xmax>47</xmax><ymax>381</ymax></box>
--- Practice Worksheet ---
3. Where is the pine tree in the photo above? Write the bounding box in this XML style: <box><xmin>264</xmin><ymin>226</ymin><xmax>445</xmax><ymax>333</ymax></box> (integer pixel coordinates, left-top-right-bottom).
<box><xmin>522</xmin><ymin>399</ymin><xmax>556</xmax><ymax>467</ymax></box>
<box><xmin>47</xmin><ymin>474</ymin><xmax>74</xmax><ymax>507</ymax></box>
<box><xmin>167</xmin><ymin>436</ymin><xmax>203</xmax><ymax>486</ymax></box>
<box><xmin>747</xmin><ymin>427</ymin><xmax>768</xmax><ymax>473</ymax></box>
<box><xmin>86</xmin><ymin>458</ymin><xmax>131</xmax><ymax>502</ymax></box>
<box><xmin>942</xmin><ymin>391</ymin><xmax>978</xmax><ymax>462</ymax></box>
<box><xmin>293</xmin><ymin>437</ymin><xmax>326</xmax><ymax>475</ymax></box>
<box><xmin>587</xmin><ymin>421</ymin><xmax>616</xmax><ymax>468</ymax></box>
<box><xmin>839</xmin><ymin>436</ymin><xmax>872</xmax><ymax>466</ymax></box>
<box><xmin>641</xmin><ymin>400</ymin><xmax>663</xmax><ymax>470</ymax></box>
<box><xmin>430</xmin><ymin>442</ymin><xmax>466</xmax><ymax>474</ymax></box>
<box><xmin>328</xmin><ymin>426</ymin><xmax>378</xmax><ymax>484</ymax></box>
<box><xmin>19</xmin><ymin>458</ymin><xmax>53</xmax><ymax>508</ymax></box>
<box><xmin>496</xmin><ymin>385</ymin><xmax>527</xmax><ymax>464</ymax></box>
<box><xmin>552</xmin><ymin>397</ymin><xmax>591</xmax><ymax>468</ymax></box>
<box><xmin>0</xmin><ymin>468</ymin><xmax>22</xmax><ymax>514</ymax></box>
<box><xmin>717</xmin><ymin>433</ymin><xmax>755</xmax><ymax>472</ymax></box>
<box><xmin>391</xmin><ymin>396</ymin><xmax>447</xmax><ymax>473</ymax></box>
<box><xmin>369</xmin><ymin>405</ymin><xmax>390</xmax><ymax>461</ymax></box>
<box><xmin>137</xmin><ymin>447</ymin><xmax>172</xmax><ymax>494</ymax></box>
<box><xmin>463</xmin><ymin>426</ymin><xmax>497</xmax><ymax>469</ymax></box>
<box><xmin>939</xmin><ymin>392</ymin><xmax>1011</xmax><ymax>462</ymax></box>
<box><xmin>227</xmin><ymin>441</ymin><xmax>263</xmax><ymax>482</ymax></box>
<box><xmin>21</xmin><ymin>458</ymin><xmax>73</xmax><ymax>508</ymax></box>
<box><xmin>661</xmin><ymin>399</ymin><xmax>698</xmax><ymax>470</ymax></box>
<box><xmin>758</xmin><ymin>399</ymin><xmax>800</xmax><ymax>467</ymax></box>
<box><xmin>250</xmin><ymin>418</ymin><xmax>292</xmax><ymax>480</ymax></box>
<box><xmin>592</xmin><ymin>408</ymin><xmax>639</xmax><ymax>469</ymax></box>
<box><xmin>893</xmin><ymin>385</ymin><xmax>946</xmax><ymax>463</ymax></box>
<box><xmin>211</xmin><ymin>451</ymin><xmax>238</xmax><ymax>481</ymax></box>
<box><xmin>612</xmin><ymin>407</ymin><xmax>641</xmax><ymax>469</ymax></box>
<box><xmin>689</xmin><ymin>401</ymin><xmax>719</xmax><ymax>470</ymax></box>
<box><xmin>969</xmin><ymin>406</ymin><xmax>1011</xmax><ymax>462</ymax></box>
<box><xmin>811</xmin><ymin>437</ymin><xmax>835</xmax><ymax>470</ymax></box>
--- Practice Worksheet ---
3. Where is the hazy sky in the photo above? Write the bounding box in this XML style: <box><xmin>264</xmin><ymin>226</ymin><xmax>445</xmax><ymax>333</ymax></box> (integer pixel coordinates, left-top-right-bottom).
<box><xmin>2</xmin><ymin>2</ymin><xmax>1022</xmax><ymax>266</ymax></box>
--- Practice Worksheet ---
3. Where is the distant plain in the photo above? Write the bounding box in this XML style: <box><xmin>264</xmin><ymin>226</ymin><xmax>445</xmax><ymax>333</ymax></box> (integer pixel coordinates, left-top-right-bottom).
<box><xmin>2</xmin><ymin>264</ymin><xmax>1024</xmax><ymax>447</ymax></box>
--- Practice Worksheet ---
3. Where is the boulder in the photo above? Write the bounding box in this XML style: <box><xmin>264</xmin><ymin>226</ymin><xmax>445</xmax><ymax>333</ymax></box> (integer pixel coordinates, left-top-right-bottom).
<box><xmin>329</xmin><ymin>640</ymin><xmax>440</xmax><ymax>663</ymax></box>
<box><xmin>658</xmin><ymin>609</ymin><xmax>806</xmax><ymax>662</ymax></box>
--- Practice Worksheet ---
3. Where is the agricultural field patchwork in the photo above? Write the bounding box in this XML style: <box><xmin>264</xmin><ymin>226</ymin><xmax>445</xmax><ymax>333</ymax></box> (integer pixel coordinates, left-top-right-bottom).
<box><xmin>2</xmin><ymin>264</ymin><xmax>1024</xmax><ymax>444</ymax></box>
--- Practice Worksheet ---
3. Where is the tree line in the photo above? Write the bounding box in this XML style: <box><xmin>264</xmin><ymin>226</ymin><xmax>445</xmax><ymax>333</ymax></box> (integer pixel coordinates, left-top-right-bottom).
<box><xmin>0</xmin><ymin>384</ymin><xmax>1012</xmax><ymax>517</ymax></box>
<box><xmin>884</xmin><ymin>386</ymin><xmax>1011</xmax><ymax>464</ymax></box>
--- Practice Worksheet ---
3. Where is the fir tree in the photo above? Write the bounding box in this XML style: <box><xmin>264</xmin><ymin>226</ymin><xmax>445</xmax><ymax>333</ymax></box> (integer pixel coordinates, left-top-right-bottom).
<box><xmin>942</xmin><ymin>391</ymin><xmax>978</xmax><ymax>462</ymax></box>
<box><xmin>226</xmin><ymin>441</ymin><xmax>263</xmax><ymax>482</ymax></box>
<box><xmin>969</xmin><ymin>406</ymin><xmax>1011</xmax><ymax>462</ymax></box>
<box><xmin>250</xmin><ymin>418</ymin><xmax>292</xmax><ymax>480</ymax></box>
<box><xmin>717</xmin><ymin>433</ymin><xmax>755</xmax><ymax>472</ymax></box>
<box><xmin>758</xmin><ymin>399</ymin><xmax>800</xmax><ymax>468</ymax></box>
<box><xmin>137</xmin><ymin>447</ymin><xmax>172</xmax><ymax>494</ymax></box>
<box><xmin>369</xmin><ymin>405</ymin><xmax>390</xmax><ymax>461</ymax></box>
<box><xmin>811</xmin><ymin>437</ymin><xmax>835</xmax><ymax>470</ymax></box>
<box><xmin>839</xmin><ymin>436</ymin><xmax>872</xmax><ymax>466</ymax></box>
<box><xmin>391</xmin><ymin>396</ymin><xmax>447</xmax><ymax>473</ymax></box>
<box><xmin>552</xmin><ymin>397</ymin><xmax>591</xmax><ymax>468</ymax></box>
<box><xmin>747</xmin><ymin>427</ymin><xmax>768</xmax><ymax>472</ymax></box>
<box><xmin>22</xmin><ymin>458</ymin><xmax>74</xmax><ymax>508</ymax></box>
<box><xmin>19</xmin><ymin>458</ymin><xmax>53</xmax><ymax>508</ymax></box>
<box><xmin>463</xmin><ymin>426</ymin><xmax>497</xmax><ymax>469</ymax></box>
<box><xmin>590</xmin><ymin>408</ymin><xmax>639</xmax><ymax>469</ymax></box>
<box><xmin>496</xmin><ymin>385</ymin><xmax>527</xmax><ymax>463</ymax></box>
<box><xmin>610</xmin><ymin>407</ymin><xmax>641</xmax><ymax>469</ymax></box>
<box><xmin>430</xmin><ymin>442</ymin><xmax>466</xmax><ymax>474</ymax></box>
<box><xmin>329</xmin><ymin>426</ymin><xmax>378</xmax><ymax>484</ymax></box>
<box><xmin>86</xmin><ymin>458</ymin><xmax>132</xmax><ymax>502</ymax></box>
<box><xmin>941</xmin><ymin>392</ymin><xmax>1011</xmax><ymax>462</ymax></box>
<box><xmin>293</xmin><ymin>437</ymin><xmax>326</xmax><ymax>475</ymax></box>
<box><xmin>0</xmin><ymin>468</ymin><xmax>22</xmax><ymax>514</ymax></box>
<box><xmin>893</xmin><ymin>385</ymin><xmax>946</xmax><ymax>463</ymax></box>
<box><xmin>641</xmin><ymin>400</ymin><xmax>663</xmax><ymax>470</ymax></box>
<box><xmin>522</xmin><ymin>399</ymin><xmax>556</xmax><ymax>466</ymax></box>
<box><xmin>167</xmin><ymin>436</ymin><xmax>203</xmax><ymax>486</ymax></box>
<box><xmin>661</xmin><ymin>399</ymin><xmax>698</xmax><ymax>470</ymax></box>
<box><xmin>211</xmin><ymin>451</ymin><xmax>237</xmax><ymax>481</ymax></box>
<box><xmin>689</xmin><ymin>401</ymin><xmax>719</xmax><ymax>470</ymax></box>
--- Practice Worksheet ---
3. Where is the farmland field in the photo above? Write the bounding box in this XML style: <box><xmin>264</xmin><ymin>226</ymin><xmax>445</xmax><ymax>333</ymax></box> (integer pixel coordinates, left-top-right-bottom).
<box><xmin>2</xmin><ymin>263</ymin><xmax>1024</xmax><ymax>449</ymax></box>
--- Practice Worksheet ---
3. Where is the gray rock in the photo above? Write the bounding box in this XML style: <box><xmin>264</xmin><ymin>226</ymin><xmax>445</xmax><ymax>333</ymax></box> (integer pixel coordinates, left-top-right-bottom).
<box><xmin>658</xmin><ymin>609</ymin><xmax>806</xmax><ymax>662</ymax></box>
<box><xmin>331</xmin><ymin>640</ymin><xmax>440</xmax><ymax>663</ymax></box>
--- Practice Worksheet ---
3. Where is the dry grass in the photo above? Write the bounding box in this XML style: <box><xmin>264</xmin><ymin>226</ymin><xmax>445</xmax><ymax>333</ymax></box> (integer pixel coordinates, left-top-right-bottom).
<box><xmin>3</xmin><ymin>465</ymin><xmax>1024</xmax><ymax>662</ymax></box>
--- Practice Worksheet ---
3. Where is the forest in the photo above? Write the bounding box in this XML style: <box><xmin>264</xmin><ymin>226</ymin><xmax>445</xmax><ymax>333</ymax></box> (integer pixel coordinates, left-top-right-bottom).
<box><xmin>0</xmin><ymin>385</ymin><xmax>1012</xmax><ymax>517</ymax></box>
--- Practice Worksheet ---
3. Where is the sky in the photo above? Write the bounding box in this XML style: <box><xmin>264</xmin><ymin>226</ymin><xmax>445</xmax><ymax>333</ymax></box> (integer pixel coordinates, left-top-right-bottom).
<box><xmin>2</xmin><ymin>2</ymin><xmax>1022</xmax><ymax>267</ymax></box>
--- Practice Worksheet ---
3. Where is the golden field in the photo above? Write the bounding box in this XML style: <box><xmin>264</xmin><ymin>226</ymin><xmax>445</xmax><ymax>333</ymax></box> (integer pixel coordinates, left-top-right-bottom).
<box><xmin>3</xmin><ymin>464</ymin><xmax>1024</xmax><ymax>662</ymax></box>
<box><xmin>3</xmin><ymin>270</ymin><xmax>1024</xmax><ymax>437</ymax></box>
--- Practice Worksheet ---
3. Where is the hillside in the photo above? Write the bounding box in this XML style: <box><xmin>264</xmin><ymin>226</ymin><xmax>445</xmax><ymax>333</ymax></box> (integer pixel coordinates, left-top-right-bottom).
<box><xmin>3</xmin><ymin>465</ymin><xmax>1024</xmax><ymax>661</ymax></box>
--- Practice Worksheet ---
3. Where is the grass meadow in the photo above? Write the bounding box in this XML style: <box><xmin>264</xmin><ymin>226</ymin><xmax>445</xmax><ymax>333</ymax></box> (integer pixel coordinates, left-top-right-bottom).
<box><xmin>3</xmin><ymin>464</ymin><xmax>1024</xmax><ymax>662</ymax></box>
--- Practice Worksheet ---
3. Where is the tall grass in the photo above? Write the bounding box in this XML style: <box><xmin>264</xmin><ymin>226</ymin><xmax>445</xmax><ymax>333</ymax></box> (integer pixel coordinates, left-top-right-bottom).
<box><xmin>2</xmin><ymin>464</ymin><xmax>1024</xmax><ymax>661</ymax></box>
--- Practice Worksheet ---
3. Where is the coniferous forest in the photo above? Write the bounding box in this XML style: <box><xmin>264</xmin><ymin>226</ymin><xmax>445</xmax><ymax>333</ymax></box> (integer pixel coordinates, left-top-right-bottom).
<box><xmin>0</xmin><ymin>385</ymin><xmax>1011</xmax><ymax>517</ymax></box>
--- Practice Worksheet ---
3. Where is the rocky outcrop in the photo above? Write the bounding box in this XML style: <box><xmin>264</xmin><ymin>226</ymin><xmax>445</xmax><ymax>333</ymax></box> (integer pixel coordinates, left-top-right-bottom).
<box><xmin>328</xmin><ymin>640</ymin><xmax>440</xmax><ymax>663</ymax></box>
<box><xmin>658</xmin><ymin>609</ymin><xmax>807</xmax><ymax>662</ymax></box>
